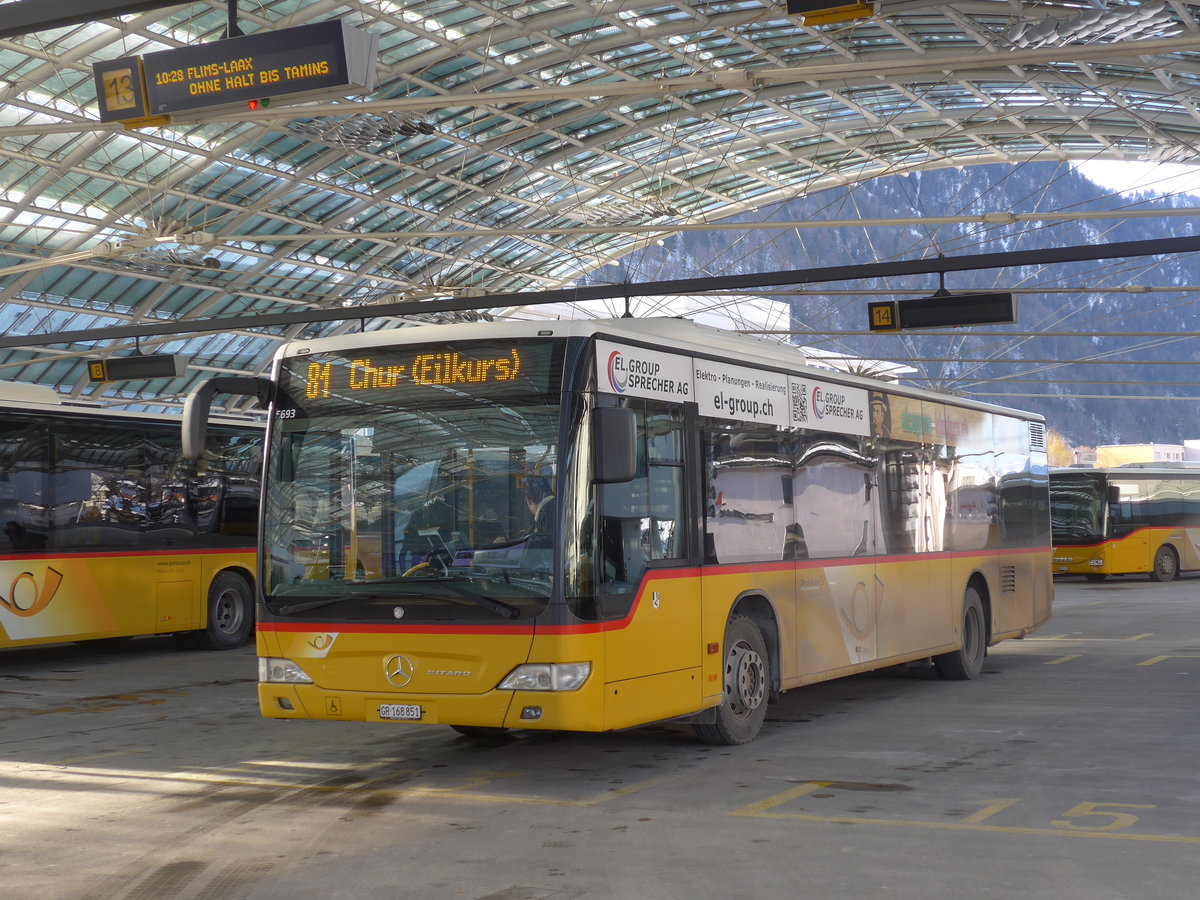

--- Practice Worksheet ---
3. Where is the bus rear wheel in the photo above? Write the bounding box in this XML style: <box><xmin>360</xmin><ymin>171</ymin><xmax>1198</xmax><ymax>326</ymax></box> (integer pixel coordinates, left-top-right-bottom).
<box><xmin>934</xmin><ymin>586</ymin><xmax>986</xmax><ymax>680</ymax></box>
<box><xmin>191</xmin><ymin>572</ymin><xmax>254</xmax><ymax>650</ymax></box>
<box><xmin>1150</xmin><ymin>547</ymin><xmax>1178</xmax><ymax>582</ymax></box>
<box><xmin>694</xmin><ymin>615</ymin><xmax>769</xmax><ymax>745</ymax></box>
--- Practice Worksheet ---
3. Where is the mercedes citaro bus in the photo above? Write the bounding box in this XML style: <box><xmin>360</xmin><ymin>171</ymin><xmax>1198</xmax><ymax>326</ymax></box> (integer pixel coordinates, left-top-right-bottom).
<box><xmin>184</xmin><ymin>318</ymin><xmax>1052</xmax><ymax>744</ymax></box>
<box><xmin>1051</xmin><ymin>464</ymin><xmax>1200</xmax><ymax>581</ymax></box>
<box><xmin>0</xmin><ymin>383</ymin><xmax>260</xmax><ymax>651</ymax></box>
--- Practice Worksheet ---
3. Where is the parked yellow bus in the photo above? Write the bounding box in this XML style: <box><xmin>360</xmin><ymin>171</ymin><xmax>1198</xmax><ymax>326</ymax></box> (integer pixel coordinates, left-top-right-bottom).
<box><xmin>0</xmin><ymin>383</ymin><xmax>261</xmax><ymax>650</ymax></box>
<box><xmin>1050</xmin><ymin>464</ymin><xmax>1200</xmax><ymax>582</ymax></box>
<box><xmin>186</xmin><ymin>318</ymin><xmax>1052</xmax><ymax>743</ymax></box>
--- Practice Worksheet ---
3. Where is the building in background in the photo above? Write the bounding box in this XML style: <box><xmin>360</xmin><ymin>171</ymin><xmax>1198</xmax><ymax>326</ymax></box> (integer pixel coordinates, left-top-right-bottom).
<box><xmin>1094</xmin><ymin>442</ymin><xmax>1200</xmax><ymax>467</ymax></box>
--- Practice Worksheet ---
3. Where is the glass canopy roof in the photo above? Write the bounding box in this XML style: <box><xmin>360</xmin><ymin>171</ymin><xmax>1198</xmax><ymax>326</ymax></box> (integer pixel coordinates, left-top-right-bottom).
<box><xmin>1</xmin><ymin>0</ymin><xmax>1198</xmax><ymax>414</ymax></box>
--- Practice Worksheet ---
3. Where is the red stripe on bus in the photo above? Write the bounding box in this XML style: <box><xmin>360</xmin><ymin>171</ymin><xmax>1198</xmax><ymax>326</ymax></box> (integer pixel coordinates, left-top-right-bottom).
<box><xmin>260</xmin><ymin>621</ymin><xmax>537</xmax><ymax>636</ymax></box>
<box><xmin>1054</xmin><ymin>526</ymin><xmax>1168</xmax><ymax>550</ymax></box>
<box><xmin>0</xmin><ymin>547</ymin><xmax>254</xmax><ymax>563</ymax></box>
<box><xmin>262</xmin><ymin>545</ymin><xmax>1052</xmax><ymax>637</ymax></box>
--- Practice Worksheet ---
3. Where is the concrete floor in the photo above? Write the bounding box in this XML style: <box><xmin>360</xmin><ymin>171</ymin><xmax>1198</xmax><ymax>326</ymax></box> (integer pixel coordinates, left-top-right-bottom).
<box><xmin>1</xmin><ymin>577</ymin><xmax>1197</xmax><ymax>899</ymax></box>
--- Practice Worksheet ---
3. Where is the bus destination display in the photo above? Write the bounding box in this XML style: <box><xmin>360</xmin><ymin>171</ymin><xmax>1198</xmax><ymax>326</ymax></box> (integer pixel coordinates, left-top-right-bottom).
<box><xmin>291</xmin><ymin>341</ymin><xmax>557</xmax><ymax>404</ymax></box>
<box><xmin>140</xmin><ymin>19</ymin><xmax>377</xmax><ymax>115</ymax></box>
<box><xmin>305</xmin><ymin>349</ymin><xmax>523</xmax><ymax>397</ymax></box>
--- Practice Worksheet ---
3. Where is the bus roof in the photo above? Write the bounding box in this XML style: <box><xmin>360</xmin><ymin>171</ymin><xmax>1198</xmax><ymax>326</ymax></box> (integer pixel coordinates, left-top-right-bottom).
<box><xmin>273</xmin><ymin>316</ymin><xmax>1044</xmax><ymax>423</ymax></box>
<box><xmin>0</xmin><ymin>380</ymin><xmax>262</xmax><ymax>430</ymax></box>
<box><xmin>0</xmin><ymin>382</ymin><xmax>62</xmax><ymax>405</ymax></box>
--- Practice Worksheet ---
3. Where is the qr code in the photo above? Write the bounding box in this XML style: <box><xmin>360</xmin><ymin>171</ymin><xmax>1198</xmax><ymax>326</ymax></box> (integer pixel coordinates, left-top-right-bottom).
<box><xmin>790</xmin><ymin>382</ymin><xmax>807</xmax><ymax>423</ymax></box>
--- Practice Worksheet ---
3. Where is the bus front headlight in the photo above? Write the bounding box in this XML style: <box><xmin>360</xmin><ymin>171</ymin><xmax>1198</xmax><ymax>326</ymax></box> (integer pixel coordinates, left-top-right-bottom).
<box><xmin>259</xmin><ymin>657</ymin><xmax>313</xmax><ymax>684</ymax></box>
<box><xmin>498</xmin><ymin>662</ymin><xmax>590</xmax><ymax>692</ymax></box>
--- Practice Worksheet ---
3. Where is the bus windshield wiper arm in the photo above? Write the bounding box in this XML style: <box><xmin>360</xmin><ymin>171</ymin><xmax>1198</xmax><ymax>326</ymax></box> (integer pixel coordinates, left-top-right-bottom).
<box><xmin>271</xmin><ymin>591</ymin><xmax>418</xmax><ymax>615</ymax></box>
<box><xmin>453</xmin><ymin>593</ymin><xmax>521</xmax><ymax>619</ymax></box>
<box><xmin>274</xmin><ymin>597</ymin><xmax>350</xmax><ymax>615</ymax></box>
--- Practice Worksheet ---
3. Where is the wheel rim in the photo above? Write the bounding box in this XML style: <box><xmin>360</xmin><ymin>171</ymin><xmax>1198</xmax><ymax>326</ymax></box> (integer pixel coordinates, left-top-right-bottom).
<box><xmin>213</xmin><ymin>587</ymin><xmax>244</xmax><ymax>636</ymax></box>
<box><xmin>1158</xmin><ymin>552</ymin><xmax>1176</xmax><ymax>578</ymax></box>
<box><xmin>725</xmin><ymin>640</ymin><xmax>766</xmax><ymax>719</ymax></box>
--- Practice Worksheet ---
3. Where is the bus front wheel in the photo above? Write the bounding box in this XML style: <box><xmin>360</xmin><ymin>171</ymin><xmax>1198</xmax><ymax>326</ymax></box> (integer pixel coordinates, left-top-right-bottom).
<box><xmin>1150</xmin><ymin>546</ymin><xmax>1178</xmax><ymax>583</ymax></box>
<box><xmin>934</xmin><ymin>586</ymin><xmax>986</xmax><ymax>680</ymax></box>
<box><xmin>192</xmin><ymin>572</ymin><xmax>254</xmax><ymax>650</ymax></box>
<box><xmin>693</xmin><ymin>615</ymin><xmax>770</xmax><ymax>745</ymax></box>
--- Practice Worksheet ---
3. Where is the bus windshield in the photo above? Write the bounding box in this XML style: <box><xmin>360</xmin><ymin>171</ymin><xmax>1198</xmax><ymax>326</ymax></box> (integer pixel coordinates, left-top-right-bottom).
<box><xmin>263</xmin><ymin>338</ymin><xmax>563</xmax><ymax>623</ymax></box>
<box><xmin>1049</xmin><ymin>472</ymin><xmax>1107</xmax><ymax>544</ymax></box>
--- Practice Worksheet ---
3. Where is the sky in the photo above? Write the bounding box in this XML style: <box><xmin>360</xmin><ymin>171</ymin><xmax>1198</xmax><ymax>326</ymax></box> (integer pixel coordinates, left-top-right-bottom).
<box><xmin>1075</xmin><ymin>160</ymin><xmax>1200</xmax><ymax>198</ymax></box>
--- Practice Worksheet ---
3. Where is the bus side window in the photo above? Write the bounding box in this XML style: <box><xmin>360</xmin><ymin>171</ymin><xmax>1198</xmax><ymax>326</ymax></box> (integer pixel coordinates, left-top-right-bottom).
<box><xmin>1183</xmin><ymin>479</ymin><xmax>1200</xmax><ymax>526</ymax></box>
<box><xmin>144</xmin><ymin>427</ymin><xmax>195</xmax><ymax>546</ymax></box>
<box><xmin>599</xmin><ymin>478</ymin><xmax>646</xmax><ymax>589</ymax></box>
<box><xmin>599</xmin><ymin>402</ymin><xmax>685</xmax><ymax>595</ymax></box>
<box><xmin>54</xmin><ymin>422</ymin><xmax>144</xmax><ymax>550</ymax></box>
<box><xmin>0</xmin><ymin>420</ymin><xmax>49</xmax><ymax>553</ymax></box>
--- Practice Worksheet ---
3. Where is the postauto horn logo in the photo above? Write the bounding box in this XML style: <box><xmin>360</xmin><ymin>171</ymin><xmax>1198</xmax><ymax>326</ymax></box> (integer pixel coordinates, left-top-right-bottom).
<box><xmin>0</xmin><ymin>566</ymin><xmax>64</xmax><ymax>617</ymax></box>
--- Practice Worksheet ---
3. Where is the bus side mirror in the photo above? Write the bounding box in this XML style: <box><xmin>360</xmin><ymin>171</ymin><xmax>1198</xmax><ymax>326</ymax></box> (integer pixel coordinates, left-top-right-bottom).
<box><xmin>594</xmin><ymin>406</ymin><xmax>637</xmax><ymax>484</ymax></box>
<box><xmin>183</xmin><ymin>376</ymin><xmax>273</xmax><ymax>460</ymax></box>
<box><xmin>1108</xmin><ymin>485</ymin><xmax>1120</xmax><ymax>505</ymax></box>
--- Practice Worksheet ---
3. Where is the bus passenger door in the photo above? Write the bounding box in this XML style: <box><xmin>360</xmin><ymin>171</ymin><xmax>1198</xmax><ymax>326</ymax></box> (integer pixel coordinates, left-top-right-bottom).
<box><xmin>1109</xmin><ymin>484</ymin><xmax>1151</xmax><ymax>573</ymax></box>
<box><xmin>791</xmin><ymin>437</ymin><xmax>880</xmax><ymax>673</ymax></box>
<box><xmin>599</xmin><ymin>402</ymin><xmax>701</xmax><ymax>720</ymax></box>
<box><xmin>876</xmin><ymin>446</ymin><xmax>951</xmax><ymax>659</ymax></box>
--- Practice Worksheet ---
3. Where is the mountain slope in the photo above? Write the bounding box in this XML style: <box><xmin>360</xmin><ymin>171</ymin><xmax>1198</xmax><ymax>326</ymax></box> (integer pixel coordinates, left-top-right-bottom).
<box><xmin>613</xmin><ymin>161</ymin><xmax>1200</xmax><ymax>447</ymax></box>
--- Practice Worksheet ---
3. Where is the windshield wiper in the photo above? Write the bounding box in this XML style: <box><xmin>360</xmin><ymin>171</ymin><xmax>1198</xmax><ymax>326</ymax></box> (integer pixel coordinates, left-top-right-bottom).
<box><xmin>274</xmin><ymin>596</ymin><xmax>352</xmax><ymax>616</ymax></box>
<box><xmin>447</xmin><ymin>593</ymin><xmax>521</xmax><ymax>619</ymax></box>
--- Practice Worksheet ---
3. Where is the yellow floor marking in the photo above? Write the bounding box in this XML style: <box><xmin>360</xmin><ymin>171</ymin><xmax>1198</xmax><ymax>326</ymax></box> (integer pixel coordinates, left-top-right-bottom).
<box><xmin>960</xmin><ymin>798</ymin><xmax>1019</xmax><ymax>824</ymax></box>
<box><xmin>1030</xmin><ymin>633</ymin><xmax>1152</xmax><ymax>643</ymax></box>
<box><xmin>381</xmin><ymin>772</ymin><xmax>681</xmax><ymax>807</ymax></box>
<box><xmin>734</xmin><ymin>809</ymin><xmax>1200</xmax><ymax>843</ymax></box>
<box><xmin>1045</xmin><ymin>654</ymin><xmax>1081</xmax><ymax>665</ymax></box>
<box><xmin>731</xmin><ymin>789</ymin><xmax>1200</xmax><ymax>844</ymax></box>
<box><xmin>1137</xmin><ymin>655</ymin><xmax>1200</xmax><ymax>667</ymax></box>
<box><xmin>727</xmin><ymin>781</ymin><xmax>830</xmax><ymax>816</ymax></box>
<box><xmin>243</xmin><ymin>759</ymin><xmax>367</xmax><ymax>770</ymax></box>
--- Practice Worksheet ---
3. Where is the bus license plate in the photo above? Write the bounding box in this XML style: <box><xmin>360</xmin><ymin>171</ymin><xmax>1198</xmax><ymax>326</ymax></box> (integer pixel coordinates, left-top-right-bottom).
<box><xmin>379</xmin><ymin>703</ymin><xmax>422</xmax><ymax>720</ymax></box>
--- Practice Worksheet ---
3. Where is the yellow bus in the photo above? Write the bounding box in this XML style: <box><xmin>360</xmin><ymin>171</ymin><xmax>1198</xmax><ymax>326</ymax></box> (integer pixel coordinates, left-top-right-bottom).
<box><xmin>0</xmin><ymin>383</ymin><xmax>260</xmax><ymax>650</ymax></box>
<box><xmin>1050</xmin><ymin>464</ymin><xmax>1200</xmax><ymax>582</ymax></box>
<box><xmin>186</xmin><ymin>318</ymin><xmax>1052</xmax><ymax>744</ymax></box>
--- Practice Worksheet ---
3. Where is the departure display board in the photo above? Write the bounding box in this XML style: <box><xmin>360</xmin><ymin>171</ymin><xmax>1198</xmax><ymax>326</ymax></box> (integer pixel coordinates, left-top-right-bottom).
<box><xmin>86</xmin><ymin>353</ymin><xmax>186</xmax><ymax>382</ymax></box>
<box><xmin>866</xmin><ymin>292</ymin><xmax>1017</xmax><ymax>331</ymax></box>
<box><xmin>897</xmin><ymin>292</ymin><xmax>1017</xmax><ymax>329</ymax></box>
<box><xmin>785</xmin><ymin>1</ymin><xmax>872</xmax><ymax>23</ymax></box>
<box><xmin>139</xmin><ymin>19</ymin><xmax>377</xmax><ymax>116</ymax></box>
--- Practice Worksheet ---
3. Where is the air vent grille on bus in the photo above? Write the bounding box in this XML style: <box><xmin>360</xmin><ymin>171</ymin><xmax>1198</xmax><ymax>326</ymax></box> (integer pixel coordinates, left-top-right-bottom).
<box><xmin>1000</xmin><ymin>565</ymin><xmax>1017</xmax><ymax>593</ymax></box>
<box><xmin>1028</xmin><ymin>422</ymin><xmax>1046</xmax><ymax>451</ymax></box>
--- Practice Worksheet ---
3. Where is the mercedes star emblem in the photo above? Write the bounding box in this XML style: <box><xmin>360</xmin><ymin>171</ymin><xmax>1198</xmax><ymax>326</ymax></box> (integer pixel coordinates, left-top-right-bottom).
<box><xmin>384</xmin><ymin>653</ymin><xmax>415</xmax><ymax>687</ymax></box>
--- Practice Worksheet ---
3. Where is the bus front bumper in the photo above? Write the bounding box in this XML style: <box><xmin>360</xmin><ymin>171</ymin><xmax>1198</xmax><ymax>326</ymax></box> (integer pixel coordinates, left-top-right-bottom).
<box><xmin>258</xmin><ymin>680</ymin><xmax>608</xmax><ymax>732</ymax></box>
<box><xmin>1052</xmin><ymin>549</ymin><xmax>1105</xmax><ymax>575</ymax></box>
